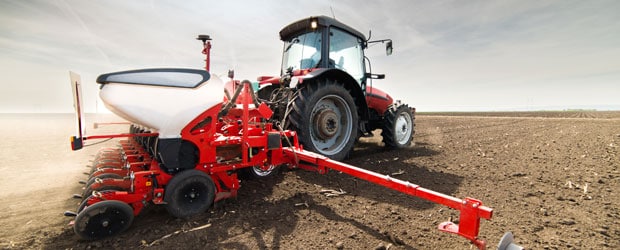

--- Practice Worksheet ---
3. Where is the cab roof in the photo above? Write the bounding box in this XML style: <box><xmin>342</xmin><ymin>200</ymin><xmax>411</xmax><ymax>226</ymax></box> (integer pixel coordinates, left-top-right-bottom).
<box><xmin>279</xmin><ymin>16</ymin><xmax>367</xmax><ymax>42</ymax></box>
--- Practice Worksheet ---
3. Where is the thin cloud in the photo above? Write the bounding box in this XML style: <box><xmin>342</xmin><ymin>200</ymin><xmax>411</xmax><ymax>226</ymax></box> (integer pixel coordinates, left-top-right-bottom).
<box><xmin>1</xmin><ymin>0</ymin><xmax>619</xmax><ymax>112</ymax></box>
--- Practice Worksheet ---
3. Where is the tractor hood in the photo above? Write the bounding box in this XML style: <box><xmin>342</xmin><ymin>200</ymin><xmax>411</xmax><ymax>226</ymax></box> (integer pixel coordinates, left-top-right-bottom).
<box><xmin>97</xmin><ymin>68</ymin><xmax>224</xmax><ymax>138</ymax></box>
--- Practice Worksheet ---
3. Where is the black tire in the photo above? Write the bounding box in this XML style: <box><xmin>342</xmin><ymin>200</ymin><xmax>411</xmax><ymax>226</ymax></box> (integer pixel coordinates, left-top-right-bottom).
<box><xmin>238</xmin><ymin>165</ymin><xmax>280</xmax><ymax>180</ymax></box>
<box><xmin>74</xmin><ymin>200</ymin><xmax>134</xmax><ymax>240</ymax></box>
<box><xmin>381</xmin><ymin>102</ymin><xmax>415</xmax><ymax>148</ymax></box>
<box><xmin>289</xmin><ymin>80</ymin><xmax>358</xmax><ymax>161</ymax></box>
<box><xmin>164</xmin><ymin>170</ymin><xmax>216</xmax><ymax>219</ymax></box>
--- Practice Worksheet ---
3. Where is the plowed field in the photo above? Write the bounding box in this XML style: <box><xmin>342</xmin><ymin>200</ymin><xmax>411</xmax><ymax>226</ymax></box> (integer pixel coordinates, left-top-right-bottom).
<box><xmin>1</xmin><ymin>112</ymin><xmax>618</xmax><ymax>249</ymax></box>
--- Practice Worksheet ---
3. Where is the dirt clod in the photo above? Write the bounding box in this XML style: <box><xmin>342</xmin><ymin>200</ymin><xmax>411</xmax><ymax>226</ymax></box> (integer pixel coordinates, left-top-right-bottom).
<box><xmin>335</xmin><ymin>241</ymin><xmax>344</xmax><ymax>249</ymax></box>
<box><xmin>559</xmin><ymin>218</ymin><xmax>576</xmax><ymax>226</ymax></box>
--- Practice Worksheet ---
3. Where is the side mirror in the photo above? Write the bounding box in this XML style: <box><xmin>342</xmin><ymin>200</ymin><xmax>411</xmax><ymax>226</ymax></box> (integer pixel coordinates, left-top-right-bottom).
<box><xmin>386</xmin><ymin>40</ymin><xmax>393</xmax><ymax>55</ymax></box>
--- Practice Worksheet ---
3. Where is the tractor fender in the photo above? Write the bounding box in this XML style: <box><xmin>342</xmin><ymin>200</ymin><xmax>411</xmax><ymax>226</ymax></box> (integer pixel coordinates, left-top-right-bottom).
<box><xmin>294</xmin><ymin>68</ymin><xmax>369</xmax><ymax>121</ymax></box>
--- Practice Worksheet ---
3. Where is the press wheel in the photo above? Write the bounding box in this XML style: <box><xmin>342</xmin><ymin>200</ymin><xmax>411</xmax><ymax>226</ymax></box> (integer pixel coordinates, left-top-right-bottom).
<box><xmin>74</xmin><ymin>200</ymin><xmax>134</xmax><ymax>240</ymax></box>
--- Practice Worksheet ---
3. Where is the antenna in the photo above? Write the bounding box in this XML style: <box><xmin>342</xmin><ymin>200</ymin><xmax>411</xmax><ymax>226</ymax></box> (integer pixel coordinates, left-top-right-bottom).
<box><xmin>196</xmin><ymin>34</ymin><xmax>212</xmax><ymax>71</ymax></box>
<box><xmin>330</xmin><ymin>6</ymin><xmax>336</xmax><ymax>19</ymax></box>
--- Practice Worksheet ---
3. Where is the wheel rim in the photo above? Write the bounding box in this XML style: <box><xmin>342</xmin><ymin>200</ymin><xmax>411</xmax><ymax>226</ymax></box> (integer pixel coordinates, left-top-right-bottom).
<box><xmin>252</xmin><ymin>164</ymin><xmax>276</xmax><ymax>177</ymax></box>
<box><xmin>74</xmin><ymin>200</ymin><xmax>133</xmax><ymax>240</ymax></box>
<box><xmin>309</xmin><ymin>95</ymin><xmax>353</xmax><ymax>155</ymax></box>
<box><xmin>179</xmin><ymin>183</ymin><xmax>209</xmax><ymax>208</ymax></box>
<box><xmin>395</xmin><ymin>112</ymin><xmax>413</xmax><ymax>145</ymax></box>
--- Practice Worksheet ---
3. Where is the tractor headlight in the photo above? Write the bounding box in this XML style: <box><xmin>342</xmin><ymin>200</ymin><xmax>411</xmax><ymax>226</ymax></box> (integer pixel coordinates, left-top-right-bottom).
<box><xmin>310</xmin><ymin>20</ymin><xmax>318</xmax><ymax>29</ymax></box>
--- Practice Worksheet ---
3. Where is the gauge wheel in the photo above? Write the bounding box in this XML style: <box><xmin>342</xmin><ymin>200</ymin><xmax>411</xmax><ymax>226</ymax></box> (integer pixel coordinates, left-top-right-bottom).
<box><xmin>164</xmin><ymin>170</ymin><xmax>216</xmax><ymax>218</ymax></box>
<box><xmin>74</xmin><ymin>200</ymin><xmax>134</xmax><ymax>240</ymax></box>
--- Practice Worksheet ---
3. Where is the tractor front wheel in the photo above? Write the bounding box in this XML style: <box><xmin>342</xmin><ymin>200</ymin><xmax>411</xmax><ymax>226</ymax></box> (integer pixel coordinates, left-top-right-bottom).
<box><xmin>381</xmin><ymin>102</ymin><xmax>415</xmax><ymax>148</ymax></box>
<box><xmin>289</xmin><ymin>80</ymin><xmax>358</xmax><ymax>161</ymax></box>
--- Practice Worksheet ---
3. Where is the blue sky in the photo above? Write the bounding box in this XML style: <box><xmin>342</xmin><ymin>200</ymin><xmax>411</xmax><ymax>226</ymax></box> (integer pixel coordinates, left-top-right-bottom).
<box><xmin>1</xmin><ymin>0</ymin><xmax>619</xmax><ymax>112</ymax></box>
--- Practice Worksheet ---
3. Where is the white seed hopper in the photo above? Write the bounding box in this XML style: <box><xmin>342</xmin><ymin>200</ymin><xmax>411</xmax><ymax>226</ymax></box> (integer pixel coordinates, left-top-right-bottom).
<box><xmin>97</xmin><ymin>68</ymin><xmax>224</xmax><ymax>138</ymax></box>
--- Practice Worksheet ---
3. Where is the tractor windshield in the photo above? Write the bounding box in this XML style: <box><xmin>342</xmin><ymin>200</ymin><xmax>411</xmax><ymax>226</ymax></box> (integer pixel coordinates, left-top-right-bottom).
<box><xmin>281</xmin><ymin>30</ymin><xmax>322</xmax><ymax>73</ymax></box>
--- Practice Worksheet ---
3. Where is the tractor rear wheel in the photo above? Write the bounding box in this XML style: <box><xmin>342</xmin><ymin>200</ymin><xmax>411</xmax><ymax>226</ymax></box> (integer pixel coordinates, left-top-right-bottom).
<box><xmin>74</xmin><ymin>200</ymin><xmax>134</xmax><ymax>240</ymax></box>
<box><xmin>164</xmin><ymin>170</ymin><xmax>216</xmax><ymax>218</ymax></box>
<box><xmin>381</xmin><ymin>102</ymin><xmax>415</xmax><ymax>148</ymax></box>
<box><xmin>289</xmin><ymin>80</ymin><xmax>358</xmax><ymax>161</ymax></box>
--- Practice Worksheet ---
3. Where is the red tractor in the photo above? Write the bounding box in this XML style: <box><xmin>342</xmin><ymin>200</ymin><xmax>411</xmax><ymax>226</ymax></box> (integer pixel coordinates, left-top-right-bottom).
<box><xmin>65</xmin><ymin>16</ymin><xmax>522</xmax><ymax>249</ymax></box>
<box><xmin>238</xmin><ymin>16</ymin><xmax>414</xmax><ymax>161</ymax></box>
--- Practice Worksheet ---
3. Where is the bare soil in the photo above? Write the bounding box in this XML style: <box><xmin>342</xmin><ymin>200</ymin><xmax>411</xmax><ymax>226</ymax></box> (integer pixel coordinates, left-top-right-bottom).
<box><xmin>1</xmin><ymin>112</ymin><xmax>618</xmax><ymax>249</ymax></box>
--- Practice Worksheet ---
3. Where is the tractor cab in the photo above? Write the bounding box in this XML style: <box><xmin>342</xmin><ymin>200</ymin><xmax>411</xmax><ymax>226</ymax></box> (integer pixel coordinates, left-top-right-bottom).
<box><xmin>280</xmin><ymin>16</ymin><xmax>368</xmax><ymax>84</ymax></box>
<box><xmin>279</xmin><ymin>16</ymin><xmax>393</xmax><ymax>87</ymax></box>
